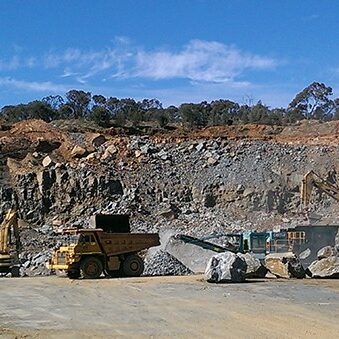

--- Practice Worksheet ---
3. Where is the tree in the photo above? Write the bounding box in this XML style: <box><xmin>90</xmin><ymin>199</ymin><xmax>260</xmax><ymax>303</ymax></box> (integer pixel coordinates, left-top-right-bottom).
<box><xmin>209</xmin><ymin>99</ymin><xmax>239</xmax><ymax>125</ymax></box>
<box><xmin>106</xmin><ymin>97</ymin><xmax>121</xmax><ymax>117</ymax></box>
<box><xmin>90</xmin><ymin>106</ymin><xmax>110</xmax><ymax>127</ymax></box>
<box><xmin>248</xmin><ymin>101</ymin><xmax>270</xmax><ymax>124</ymax></box>
<box><xmin>140</xmin><ymin>98</ymin><xmax>162</xmax><ymax>111</ymax></box>
<box><xmin>288</xmin><ymin>82</ymin><xmax>334</xmax><ymax>119</ymax></box>
<box><xmin>163</xmin><ymin>105</ymin><xmax>180</xmax><ymax>122</ymax></box>
<box><xmin>1</xmin><ymin>105</ymin><xmax>28</xmax><ymax>122</ymax></box>
<box><xmin>42</xmin><ymin>95</ymin><xmax>64</xmax><ymax>110</ymax></box>
<box><xmin>179</xmin><ymin>103</ymin><xmax>208</xmax><ymax>127</ymax></box>
<box><xmin>92</xmin><ymin>95</ymin><xmax>107</xmax><ymax>106</ymax></box>
<box><xmin>25</xmin><ymin>101</ymin><xmax>58</xmax><ymax>122</ymax></box>
<box><xmin>1</xmin><ymin>101</ymin><xmax>58</xmax><ymax>122</ymax></box>
<box><xmin>65</xmin><ymin>90</ymin><xmax>91</xmax><ymax>118</ymax></box>
<box><xmin>333</xmin><ymin>98</ymin><xmax>339</xmax><ymax>120</ymax></box>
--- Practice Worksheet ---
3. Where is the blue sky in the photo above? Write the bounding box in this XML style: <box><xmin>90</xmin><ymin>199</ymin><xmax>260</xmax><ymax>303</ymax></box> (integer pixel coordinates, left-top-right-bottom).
<box><xmin>0</xmin><ymin>0</ymin><xmax>338</xmax><ymax>108</ymax></box>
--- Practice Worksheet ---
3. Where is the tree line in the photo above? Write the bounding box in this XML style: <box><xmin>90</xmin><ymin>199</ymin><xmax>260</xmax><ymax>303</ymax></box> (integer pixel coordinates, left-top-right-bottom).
<box><xmin>1</xmin><ymin>82</ymin><xmax>338</xmax><ymax>128</ymax></box>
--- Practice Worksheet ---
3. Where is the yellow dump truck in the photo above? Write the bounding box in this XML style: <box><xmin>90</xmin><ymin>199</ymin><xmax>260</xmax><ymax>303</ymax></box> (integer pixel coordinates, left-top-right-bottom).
<box><xmin>48</xmin><ymin>214</ymin><xmax>160</xmax><ymax>279</ymax></box>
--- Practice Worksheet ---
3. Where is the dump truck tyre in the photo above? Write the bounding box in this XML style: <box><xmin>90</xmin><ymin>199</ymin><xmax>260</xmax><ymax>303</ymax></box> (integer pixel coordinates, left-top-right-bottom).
<box><xmin>122</xmin><ymin>255</ymin><xmax>144</xmax><ymax>277</ymax></box>
<box><xmin>80</xmin><ymin>257</ymin><xmax>103</xmax><ymax>279</ymax></box>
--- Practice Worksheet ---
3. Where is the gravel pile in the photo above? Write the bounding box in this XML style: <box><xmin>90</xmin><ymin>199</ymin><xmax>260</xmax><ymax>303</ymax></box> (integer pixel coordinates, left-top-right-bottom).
<box><xmin>143</xmin><ymin>250</ymin><xmax>193</xmax><ymax>276</ymax></box>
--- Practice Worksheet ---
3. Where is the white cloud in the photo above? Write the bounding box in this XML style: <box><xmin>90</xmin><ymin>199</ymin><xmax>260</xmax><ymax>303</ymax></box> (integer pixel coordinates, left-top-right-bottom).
<box><xmin>37</xmin><ymin>39</ymin><xmax>278</xmax><ymax>84</ymax></box>
<box><xmin>0</xmin><ymin>77</ymin><xmax>69</xmax><ymax>93</ymax></box>
<box><xmin>0</xmin><ymin>39</ymin><xmax>281</xmax><ymax>99</ymax></box>
<box><xmin>0</xmin><ymin>56</ymin><xmax>20</xmax><ymax>71</ymax></box>
<box><xmin>134</xmin><ymin>40</ymin><xmax>277</xmax><ymax>82</ymax></box>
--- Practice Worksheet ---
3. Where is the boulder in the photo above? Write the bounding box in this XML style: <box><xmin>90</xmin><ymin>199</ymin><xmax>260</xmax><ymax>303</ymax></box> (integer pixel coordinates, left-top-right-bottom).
<box><xmin>102</xmin><ymin>145</ymin><xmax>118</xmax><ymax>160</ymax></box>
<box><xmin>317</xmin><ymin>246</ymin><xmax>335</xmax><ymax>260</ymax></box>
<box><xmin>238</xmin><ymin>252</ymin><xmax>268</xmax><ymax>278</ymax></box>
<box><xmin>265</xmin><ymin>254</ymin><xmax>290</xmax><ymax>279</ymax></box>
<box><xmin>165</xmin><ymin>237</ymin><xmax>217</xmax><ymax>274</ymax></box>
<box><xmin>42</xmin><ymin>156</ymin><xmax>55</xmax><ymax>168</ymax></box>
<box><xmin>205</xmin><ymin>252</ymin><xmax>247</xmax><ymax>283</ymax></box>
<box><xmin>287</xmin><ymin>256</ymin><xmax>306</xmax><ymax>279</ymax></box>
<box><xmin>335</xmin><ymin>230</ymin><xmax>339</xmax><ymax>252</ymax></box>
<box><xmin>265</xmin><ymin>252</ymin><xmax>305</xmax><ymax>279</ymax></box>
<box><xmin>71</xmin><ymin>145</ymin><xmax>88</xmax><ymax>158</ymax></box>
<box><xmin>90</xmin><ymin>134</ymin><xmax>106</xmax><ymax>148</ymax></box>
<box><xmin>307</xmin><ymin>256</ymin><xmax>339</xmax><ymax>278</ymax></box>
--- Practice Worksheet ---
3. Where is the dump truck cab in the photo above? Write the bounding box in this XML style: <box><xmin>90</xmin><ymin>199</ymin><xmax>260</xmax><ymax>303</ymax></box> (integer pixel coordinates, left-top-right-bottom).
<box><xmin>48</xmin><ymin>214</ymin><xmax>160</xmax><ymax>279</ymax></box>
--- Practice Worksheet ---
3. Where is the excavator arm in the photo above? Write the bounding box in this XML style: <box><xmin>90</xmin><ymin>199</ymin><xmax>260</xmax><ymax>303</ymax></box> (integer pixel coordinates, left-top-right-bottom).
<box><xmin>0</xmin><ymin>209</ymin><xmax>19</xmax><ymax>254</ymax></box>
<box><xmin>301</xmin><ymin>170</ymin><xmax>339</xmax><ymax>207</ymax></box>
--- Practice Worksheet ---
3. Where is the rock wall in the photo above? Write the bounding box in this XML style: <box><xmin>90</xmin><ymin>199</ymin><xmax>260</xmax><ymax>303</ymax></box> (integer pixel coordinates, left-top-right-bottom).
<box><xmin>1</xmin><ymin>136</ymin><xmax>339</xmax><ymax>233</ymax></box>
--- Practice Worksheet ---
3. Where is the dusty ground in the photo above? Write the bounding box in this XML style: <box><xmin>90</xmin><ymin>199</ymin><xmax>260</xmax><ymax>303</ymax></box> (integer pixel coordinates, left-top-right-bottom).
<box><xmin>0</xmin><ymin>276</ymin><xmax>339</xmax><ymax>338</ymax></box>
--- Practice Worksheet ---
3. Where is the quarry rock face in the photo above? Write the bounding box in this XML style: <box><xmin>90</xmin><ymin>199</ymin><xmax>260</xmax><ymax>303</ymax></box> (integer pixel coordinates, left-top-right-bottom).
<box><xmin>205</xmin><ymin>252</ymin><xmax>247</xmax><ymax>283</ymax></box>
<box><xmin>1</xmin><ymin>120</ymin><xmax>339</xmax><ymax>277</ymax></box>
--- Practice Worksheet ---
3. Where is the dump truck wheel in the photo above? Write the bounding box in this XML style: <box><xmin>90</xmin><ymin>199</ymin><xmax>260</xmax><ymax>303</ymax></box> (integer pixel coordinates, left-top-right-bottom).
<box><xmin>122</xmin><ymin>255</ymin><xmax>144</xmax><ymax>277</ymax></box>
<box><xmin>80</xmin><ymin>257</ymin><xmax>103</xmax><ymax>279</ymax></box>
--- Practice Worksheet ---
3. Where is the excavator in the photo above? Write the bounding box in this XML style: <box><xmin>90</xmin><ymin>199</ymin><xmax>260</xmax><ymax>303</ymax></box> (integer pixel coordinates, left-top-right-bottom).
<box><xmin>301</xmin><ymin>170</ymin><xmax>339</xmax><ymax>208</ymax></box>
<box><xmin>0</xmin><ymin>209</ymin><xmax>21</xmax><ymax>276</ymax></box>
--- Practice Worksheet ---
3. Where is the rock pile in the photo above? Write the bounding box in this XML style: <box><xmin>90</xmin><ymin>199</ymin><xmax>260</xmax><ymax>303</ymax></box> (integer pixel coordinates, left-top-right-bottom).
<box><xmin>143</xmin><ymin>250</ymin><xmax>193</xmax><ymax>276</ymax></box>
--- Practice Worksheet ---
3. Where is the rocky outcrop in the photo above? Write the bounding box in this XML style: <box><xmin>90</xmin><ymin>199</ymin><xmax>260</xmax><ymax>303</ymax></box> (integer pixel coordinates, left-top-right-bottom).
<box><xmin>6</xmin><ymin>165</ymin><xmax>123</xmax><ymax>224</ymax></box>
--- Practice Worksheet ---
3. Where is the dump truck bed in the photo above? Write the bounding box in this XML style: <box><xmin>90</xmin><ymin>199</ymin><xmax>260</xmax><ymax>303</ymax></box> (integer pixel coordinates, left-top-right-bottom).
<box><xmin>95</xmin><ymin>231</ymin><xmax>160</xmax><ymax>256</ymax></box>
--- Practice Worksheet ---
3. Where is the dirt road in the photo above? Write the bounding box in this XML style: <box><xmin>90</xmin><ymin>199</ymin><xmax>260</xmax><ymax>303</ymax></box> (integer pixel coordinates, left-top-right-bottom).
<box><xmin>0</xmin><ymin>276</ymin><xmax>339</xmax><ymax>338</ymax></box>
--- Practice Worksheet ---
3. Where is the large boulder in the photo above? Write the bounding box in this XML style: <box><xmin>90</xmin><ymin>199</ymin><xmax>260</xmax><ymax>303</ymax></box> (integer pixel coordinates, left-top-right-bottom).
<box><xmin>165</xmin><ymin>236</ymin><xmax>216</xmax><ymax>273</ymax></box>
<box><xmin>238</xmin><ymin>252</ymin><xmax>267</xmax><ymax>278</ymax></box>
<box><xmin>265</xmin><ymin>254</ymin><xmax>290</xmax><ymax>279</ymax></box>
<box><xmin>205</xmin><ymin>252</ymin><xmax>247</xmax><ymax>283</ymax></box>
<box><xmin>307</xmin><ymin>256</ymin><xmax>339</xmax><ymax>278</ymax></box>
<box><xmin>335</xmin><ymin>230</ymin><xmax>339</xmax><ymax>253</ymax></box>
<box><xmin>265</xmin><ymin>252</ymin><xmax>305</xmax><ymax>279</ymax></box>
<box><xmin>287</xmin><ymin>256</ymin><xmax>306</xmax><ymax>279</ymax></box>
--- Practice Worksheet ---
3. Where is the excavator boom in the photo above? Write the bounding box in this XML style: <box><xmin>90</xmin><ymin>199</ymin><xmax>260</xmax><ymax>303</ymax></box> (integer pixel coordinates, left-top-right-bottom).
<box><xmin>0</xmin><ymin>209</ymin><xmax>20</xmax><ymax>274</ymax></box>
<box><xmin>301</xmin><ymin>170</ymin><xmax>339</xmax><ymax>207</ymax></box>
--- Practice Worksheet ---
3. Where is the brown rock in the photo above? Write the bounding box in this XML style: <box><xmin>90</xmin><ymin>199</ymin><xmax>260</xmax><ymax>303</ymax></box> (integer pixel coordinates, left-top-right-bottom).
<box><xmin>265</xmin><ymin>254</ymin><xmax>290</xmax><ymax>279</ymax></box>
<box><xmin>71</xmin><ymin>145</ymin><xmax>88</xmax><ymax>158</ymax></box>
<box><xmin>42</xmin><ymin>156</ymin><xmax>55</xmax><ymax>168</ymax></box>
<box><xmin>90</xmin><ymin>134</ymin><xmax>107</xmax><ymax>148</ymax></box>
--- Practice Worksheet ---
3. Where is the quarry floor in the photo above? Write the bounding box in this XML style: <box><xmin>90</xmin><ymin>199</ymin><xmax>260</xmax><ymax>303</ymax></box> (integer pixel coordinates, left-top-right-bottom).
<box><xmin>0</xmin><ymin>276</ymin><xmax>339</xmax><ymax>338</ymax></box>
